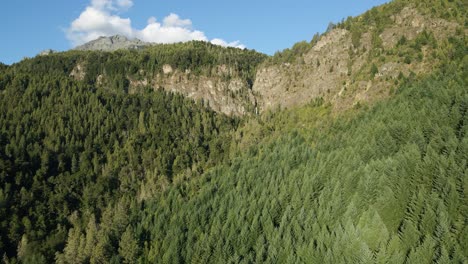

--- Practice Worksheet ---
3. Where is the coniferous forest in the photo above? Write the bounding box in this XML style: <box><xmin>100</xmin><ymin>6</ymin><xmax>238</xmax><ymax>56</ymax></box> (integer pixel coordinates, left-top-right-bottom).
<box><xmin>0</xmin><ymin>0</ymin><xmax>467</xmax><ymax>263</ymax></box>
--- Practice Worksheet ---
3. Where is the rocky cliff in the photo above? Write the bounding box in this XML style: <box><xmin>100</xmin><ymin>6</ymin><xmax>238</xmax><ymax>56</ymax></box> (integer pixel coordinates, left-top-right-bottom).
<box><xmin>128</xmin><ymin>65</ymin><xmax>255</xmax><ymax>116</ymax></box>
<box><xmin>69</xmin><ymin>61</ymin><xmax>255</xmax><ymax>116</ymax></box>
<box><xmin>253</xmin><ymin>3</ymin><xmax>464</xmax><ymax>112</ymax></box>
<box><xmin>68</xmin><ymin>41</ymin><xmax>265</xmax><ymax>116</ymax></box>
<box><xmin>67</xmin><ymin>1</ymin><xmax>465</xmax><ymax>116</ymax></box>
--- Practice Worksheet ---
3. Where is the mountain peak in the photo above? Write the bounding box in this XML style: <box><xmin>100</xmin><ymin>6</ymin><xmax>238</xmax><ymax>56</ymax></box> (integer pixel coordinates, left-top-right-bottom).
<box><xmin>74</xmin><ymin>35</ymin><xmax>149</xmax><ymax>51</ymax></box>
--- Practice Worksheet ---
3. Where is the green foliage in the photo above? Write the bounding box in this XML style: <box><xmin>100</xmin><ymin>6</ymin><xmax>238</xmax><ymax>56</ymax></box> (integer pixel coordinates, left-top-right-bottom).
<box><xmin>0</xmin><ymin>56</ymin><xmax>238</xmax><ymax>262</ymax></box>
<box><xmin>414</xmin><ymin>0</ymin><xmax>467</xmax><ymax>24</ymax></box>
<box><xmin>0</xmin><ymin>0</ymin><xmax>466</xmax><ymax>263</ymax></box>
<box><xmin>0</xmin><ymin>62</ymin><xmax>7</xmax><ymax>72</ymax></box>
<box><xmin>370</xmin><ymin>63</ymin><xmax>379</xmax><ymax>78</ymax></box>
<box><xmin>350</xmin><ymin>24</ymin><xmax>362</xmax><ymax>48</ymax></box>
<box><xmin>118</xmin><ymin>227</ymin><xmax>140</xmax><ymax>264</ymax></box>
<box><xmin>397</xmin><ymin>35</ymin><xmax>408</xmax><ymax>47</ymax></box>
<box><xmin>13</xmin><ymin>41</ymin><xmax>266</xmax><ymax>93</ymax></box>
<box><xmin>135</xmin><ymin>70</ymin><xmax>467</xmax><ymax>263</ymax></box>
<box><xmin>268</xmin><ymin>40</ymin><xmax>314</xmax><ymax>65</ymax></box>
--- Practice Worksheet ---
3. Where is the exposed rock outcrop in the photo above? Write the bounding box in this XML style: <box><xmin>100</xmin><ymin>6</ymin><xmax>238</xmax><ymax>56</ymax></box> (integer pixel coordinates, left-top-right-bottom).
<box><xmin>70</xmin><ymin>62</ymin><xmax>86</xmax><ymax>81</ymax></box>
<box><xmin>38</xmin><ymin>49</ymin><xmax>55</xmax><ymax>56</ymax></box>
<box><xmin>125</xmin><ymin>65</ymin><xmax>253</xmax><ymax>116</ymax></box>
<box><xmin>66</xmin><ymin>5</ymin><xmax>462</xmax><ymax>116</ymax></box>
<box><xmin>252</xmin><ymin>7</ymin><xmax>461</xmax><ymax>112</ymax></box>
<box><xmin>74</xmin><ymin>35</ymin><xmax>149</xmax><ymax>51</ymax></box>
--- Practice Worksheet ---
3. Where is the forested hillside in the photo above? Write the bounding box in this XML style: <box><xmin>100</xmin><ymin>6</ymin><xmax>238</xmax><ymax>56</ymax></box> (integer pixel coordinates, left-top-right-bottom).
<box><xmin>134</xmin><ymin>65</ymin><xmax>467</xmax><ymax>263</ymax></box>
<box><xmin>18</xmin><ymin>41</ymin><xmax>266</xmax><ymax>116</ymax></box>
<box><xmin>0</xmin><ymin>66</ymin><xmax>238</xmax><ymax>263</ymax></box>
<box><xmin>0</xmin><ymin>0</ymin><xmax>466</xmax><ymax>263</ymax></box>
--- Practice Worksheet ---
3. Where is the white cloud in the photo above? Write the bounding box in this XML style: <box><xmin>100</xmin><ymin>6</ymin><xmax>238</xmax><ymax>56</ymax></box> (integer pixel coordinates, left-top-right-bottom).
<box><xmin>147</xmin><ymin>16</ymin><xmax>157</xmax><ymax>24</ymax></box>
<box><xmin>137</xmin><ymin>20</ymin><xmax>207</xmax><ymax>44</ymax></box>
<box><xmin>116</xmin><ymin>0</ymin><xmax>133</xmax><ymax>9</ymax></box>
<box><xmin>67</xmin><ymin>6</ymin><xmax>133</xmax><ymax>45</ymax></box>
<box><xmin>137</xmin><ymin>13</ymin><xmax>207</xmax><ymax>43</ymax></box>
<box><xmin>211</xmin><ymin>38</ymin><xmax>246</xmax><ymax>49</ymax></box>
<box><xmin>163</xmin><ymin>13</ymin><xmax>192</xmax><ymax>28</ymax></box>
<box><xmin>66</xmin><ymin>0</ymin><xmax>244</xmax><ymax>49</ymax></box>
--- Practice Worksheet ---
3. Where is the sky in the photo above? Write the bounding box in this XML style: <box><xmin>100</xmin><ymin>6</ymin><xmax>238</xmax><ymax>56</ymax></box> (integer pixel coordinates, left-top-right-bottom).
<box><xmin>0</xmin><ymin>0</ymin><xmax>390</xmax><ymax>65</ymax></box>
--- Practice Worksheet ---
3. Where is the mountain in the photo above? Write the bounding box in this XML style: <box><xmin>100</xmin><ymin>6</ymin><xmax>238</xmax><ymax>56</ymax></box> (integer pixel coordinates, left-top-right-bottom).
<box><xmin>253</xmin><ymin>0</ymin><xmax>466</xmax><ymax>112</ymax></box>
<box><xmin>74</xmin><ymin>35</ymin><xmax>149</xmax><ymax>51</ymax></box>
<box><xmin>0</xmin><ymin>0</ymin><xmax>466</xmax><ymax>263</ymax></box>
<box><xmin>64</xmin><ymin>0</ymin><xmax>465</xmax><ymax>117</ymax></box>
<box><xmin>34</xmin><ymin>41</ymin><xmax>267</xmax><ymax>115</ymax></box>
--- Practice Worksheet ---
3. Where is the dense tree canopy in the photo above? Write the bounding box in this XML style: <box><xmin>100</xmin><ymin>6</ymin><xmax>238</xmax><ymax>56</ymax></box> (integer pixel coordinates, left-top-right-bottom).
<box><xmin>0</xmin><ymin>0</ymin><xmax>466</xmax><ymax>263</ymax></box>
<box><xmin>13</xmin><ymin>41</ymin><xmax>266</xmax><ymax>90</ymax></box>
<box><xmin>0</xmin><ymin>63</ymin><xmax>238</xmax><ymax>263</ymax></box>
<box><xmin>133</xmin><ymin>64</ymin><xmax>467</xmax><ymax>263</ymax></box>
<box><xmin>1</xmin><ymin>51</ymin><xmax>466</xmax><ymax>263</ymax></box>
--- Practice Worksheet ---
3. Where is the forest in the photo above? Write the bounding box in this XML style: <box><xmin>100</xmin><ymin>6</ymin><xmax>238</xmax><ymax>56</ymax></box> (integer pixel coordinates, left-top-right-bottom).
<box><xmin>0</xmin><ymin>0</ymin><xmax>466</xmax><ymax>263</ymax></box>
<box><xmin>14</xmin><ymin>41</ymin><xmax>266</xmax><ymax>91</ymax></box>
<box><xmin>0</xmin><ymin>59</ymin><xmax>241</xmax><ymax>262</ymax></box>
<box><xmin>133</xmin><ymin>66</ymin><xmax>467</xmax><ymax>263</ymax></box>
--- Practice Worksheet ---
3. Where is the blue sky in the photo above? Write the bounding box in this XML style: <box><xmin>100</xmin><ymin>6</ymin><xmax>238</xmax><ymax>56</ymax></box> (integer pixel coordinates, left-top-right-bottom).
<box><xmin>1</xmin><ymin>0</ymin><xmax>390</xmax><ymax>65</ymax></box>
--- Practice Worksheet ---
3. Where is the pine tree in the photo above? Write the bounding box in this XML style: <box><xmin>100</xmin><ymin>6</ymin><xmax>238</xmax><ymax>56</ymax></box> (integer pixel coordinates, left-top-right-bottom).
<box><xmin>119</xmin><ymin>227</ymin><xmax>140</xmax><ymax>264</ymax></box>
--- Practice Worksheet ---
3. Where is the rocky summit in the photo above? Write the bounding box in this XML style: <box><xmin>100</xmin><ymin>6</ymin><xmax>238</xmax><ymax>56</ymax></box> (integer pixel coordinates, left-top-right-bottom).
<box><xmin>74</xmin><ymin>35</ymin><xmax>149</xmax><ymax>51</ymax></box>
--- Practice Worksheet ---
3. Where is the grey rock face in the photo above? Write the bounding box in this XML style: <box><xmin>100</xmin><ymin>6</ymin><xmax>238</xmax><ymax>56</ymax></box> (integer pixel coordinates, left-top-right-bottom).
<box><xmin>39</xmin><ymin>49</ymin><xmax>55</xmax><ymax>56</ymax></box>
<box><xmin>74</xmin><ymin>35</ymin><xmax>149</xmax><ymax>51</ymax></box>
<box><xmin>126</xmin><ymin>64</ymin><xmax>254</xmax><ymax>116</ymax></box>
<box><xmin>252</xmin><ymin>7</ymin><xmax>461</xmax><ymax>113</ymax></box>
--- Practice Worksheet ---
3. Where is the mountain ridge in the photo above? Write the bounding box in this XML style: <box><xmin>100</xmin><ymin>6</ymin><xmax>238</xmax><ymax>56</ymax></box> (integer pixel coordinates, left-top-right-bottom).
<box><xmin>54</xmin><ymin>0</ymin><xmax>466</xmax><ymax>116</ymax></box>
<box><xmin>253</xmin><ymin>1</ymin><xmax>466</xmax><ymax>112</ymax></box>
<box><xmin>74</xmin><ymin>35</ymin><xmax>149</xmax><ymax>51</ymax></box>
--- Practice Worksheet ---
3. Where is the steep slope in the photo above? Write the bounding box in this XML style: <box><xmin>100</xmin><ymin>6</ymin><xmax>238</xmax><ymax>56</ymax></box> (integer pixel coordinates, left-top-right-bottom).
<box><xmin>35</xmin><ymin>0</ymin><xmax>466</xmax><ymax>116</ymax></box>
<box><xmin>136</xmin><ymin>69</ymin><xmax>467</xmax><ymax>263</ymax></box>
<box><xmin>0</xmin><ymin>62</ymin><xmax>239</xmax><ymax>263</ymax></box>
<box><xmin>253</xmin><ymin>0</ymin><xmax>466</xmax><ymax>112</ymax></box>
<box><xmin>25</xmin><ymin>41</ymin><xmax>267</xmax><ymax>115</ymax></box>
